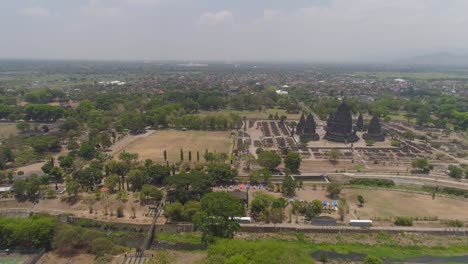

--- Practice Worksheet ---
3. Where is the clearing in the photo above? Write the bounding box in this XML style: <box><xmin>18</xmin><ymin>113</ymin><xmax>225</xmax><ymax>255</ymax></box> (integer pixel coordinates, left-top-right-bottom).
<box><xmin>117</xmin><ymin>130</ymin><xmax>233</xmax><ymax>162</ymax></box>
<box><xmin>0</xmin><ymin>123</ymin><xmax>18</xmax><ymax>139</ymax></box>
<box><xmin>342</xmin><ymin>188</ymin><xmax>468</xmax><ymax>220</ymax></box>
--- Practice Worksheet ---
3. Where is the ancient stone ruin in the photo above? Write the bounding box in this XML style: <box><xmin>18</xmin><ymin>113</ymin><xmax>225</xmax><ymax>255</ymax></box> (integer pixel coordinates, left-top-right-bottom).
<box><xmin>363</xmin><ymin>115</ymin><xmax>385</xmax><ymax>141</ymax></box>
<box><xmin>324</xmin><ymin>101</ymin><xmax>359</xmax><ymax>143</ymax></box>
<box><xmin>301</xmin><ymin>113</ymin><xmax>320</xmax><ymax>141</ymax></box>
<box><xmin>355</xmin><ymin>113</ymin><xmax>364</xmax><ymax>131</ymax></box>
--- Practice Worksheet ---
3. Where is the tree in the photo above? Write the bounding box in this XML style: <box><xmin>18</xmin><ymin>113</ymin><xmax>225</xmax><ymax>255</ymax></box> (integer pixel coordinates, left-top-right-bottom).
<box><xmin>58</xmin><ymin>155</ymin><xmax>73</xmax><ymax>171</ymax></box>
<box><xmin>282</xmin><ymin>176</ymin><xmax>296</xmax><ymax>196</ymax></box>
<box><xmin>127</xmin><ymin>169</ymin><xmax>146</xmax><ymax>191</ymax></box>
<box><xmin>180</xmin><ymin>148</ymin><xmax>184</xmax><ymax>161</ymax></box>
<box><xmin>328</xmin><ymin>149</ymin><xmax>341</xmax><ymax>161</ymax></box>
<box><xmin>140</xmin><ymin>184</ymin><xmax>163</xmax><ymax>204</ymax></box>
<box><xmin>326</xmin><ymin>182</ymin><xmax>342</xmax><ymax>198</ymax></box>
<box><xmin>164</xmin><ymin>202</ymin><xmax>184</xmax><ymax>221</ymax></box>
<box><xmin>106</xmin><ymin>160</ymin><xmax>129</xmax><ymax>190</ymax></box>
<box><xmin>207</xmin><ymin>162</ymin><xmax>237</xmax><ymax>185</ymax></box>
<box><xmin>105</xmin><ymin>174</ymin><xmax>120</xmax><ymax>193</ymax></box>
<box><xmin>357</xmin><ymin>195</ymin><xmax>365</xmax><ymax>207</ymax></box>
<box><xmin>66</xmin><ymin>179</ymin><xmax>80</xmax><ymax>197</ymax></box>
<box><xmin>120</xmin><ymin>111</ymin><xmax>145</xmax><ymax>133</ymax></box>
<box><xmin>163</xmin><ymin>150</ymin><xmax>167</xmax><ymax>161</ymax></box>
<box><xmin>364</xmin><ymin>256</ymin><xmax>383</xmax><ymax>264</ymax></box>
<box><xmin>146</xmin><ymin>164</ymin><xmax>171</xmax><ymax>185</ymax></box>
<box><xmin>50</xmin><ymin>167</ymin><xmax>63</xmax><ymax>190</ymax></box>
<box><xmin>257</xmin><ymin>151</ymin><xmax>281</xmax><ymax>171</ymax></box>
<box><xmin>118</xmin><ymin>151</ymin><xmax>139</xmax><ymax>166</ymax></box>
<box><xmin>193</xmin><ymin>192</ymin><xmax>244</xmax><ymax>244</ymax></box>
<box><xmin>72</xmin><ymin>166</ymin><xmax>102</xmax><ymax>191</ymax></box>
<box><xmin>284</xmin><ymin>152</ymin><xmax>302</xmax><ymax>173</ymax></box>
<box><xmin>24</xmin><ymin>135</ymin><xmax>61</xmax><ymax>154</ymax></box>
<box><xmin>337</xmin><ymin>198</ymin><xmax>348</xmax><ymax>221</ymax></box>
<box><xmin>411</xmin><ymin>157</ymin><xmax>433</xmax><ymax>173</ymax></box>
<box><xmin>448</xmin><ymin>165</ymin><xmax>464</xmax><ymax>179</ymax></box>
<box><xmin>78</xmin><ymin>141</ymin><xmax>97</xmax><ymax>160</ymax></box>
<box><xmin>249</xmin><ymin>168</ymin><xmax>272</xmax><ymax>184</ymax></box>
<box><xmin>305</xmin><ymin>199</ymin><xmax>323</xmax><ymax>218</ymax></box>
<box><xmin>165</xmin><ymin>172</ymin><xmax>212</xmax><ymax>204</ymax></box>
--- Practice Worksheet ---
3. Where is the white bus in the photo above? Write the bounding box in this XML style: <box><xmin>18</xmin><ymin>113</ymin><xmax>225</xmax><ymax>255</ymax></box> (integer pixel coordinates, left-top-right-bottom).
<box><xmin>349</xmin><ymin>219</ymin><xmax>372</xmax><ymax>227</ymax></box>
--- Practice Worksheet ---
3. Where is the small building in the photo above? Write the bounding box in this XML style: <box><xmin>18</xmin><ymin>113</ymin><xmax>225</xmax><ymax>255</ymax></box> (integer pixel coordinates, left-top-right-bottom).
<box><xmin>310</xmin><ymin>216</ymin><xmax>337</xmax><ymax>226</ymax></box>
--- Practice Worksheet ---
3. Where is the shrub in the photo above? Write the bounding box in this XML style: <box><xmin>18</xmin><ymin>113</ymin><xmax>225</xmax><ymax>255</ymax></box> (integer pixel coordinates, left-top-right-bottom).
<box><xmin>391</xmin><ymin>140</ymin><xmax>401</xmax><ymax>147</ymax></box>
<box><xmin>444</xmin><ymin>219</ymin><xmax>464</xmax><ymax>227</ymax></box>
<box><xmin>116</xmin><ymin>204</ymin><xmax>124</xmax><ymax>218</ymax></box>
<box><xmin>349</xmin><ymin>178</ymin><xmax>395</xmax><ymax>188</ymax></box>
<box><xmin>394</xmin><ymin>216</ymin><xmax>413</xmax><ymax>226</ymax></box>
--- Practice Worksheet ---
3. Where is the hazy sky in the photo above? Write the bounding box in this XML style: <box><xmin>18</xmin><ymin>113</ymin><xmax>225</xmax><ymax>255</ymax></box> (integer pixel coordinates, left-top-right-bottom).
<box><xmin>2</xmin><ymin>0</ymin><xmax>468</xmax><ymax>62</ymax></box>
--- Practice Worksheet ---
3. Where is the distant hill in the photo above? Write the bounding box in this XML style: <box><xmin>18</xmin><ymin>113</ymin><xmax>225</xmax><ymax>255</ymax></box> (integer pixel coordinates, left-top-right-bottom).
<box><xmin>396</xmin><ymin>52</ymin><xmax>468</xmax><ymax>66</ymax></box>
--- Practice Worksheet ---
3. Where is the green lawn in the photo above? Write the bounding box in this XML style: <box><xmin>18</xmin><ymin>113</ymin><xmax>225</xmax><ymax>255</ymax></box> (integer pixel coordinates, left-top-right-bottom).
<box><xmin>0</xmin><ymin>256</ymin><xmax>28</xmax><ymax>264</ymax></box>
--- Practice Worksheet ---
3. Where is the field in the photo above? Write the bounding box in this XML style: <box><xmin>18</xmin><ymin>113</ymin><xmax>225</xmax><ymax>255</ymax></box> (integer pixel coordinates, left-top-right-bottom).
<box><xmin>0</xmin><ymin>256</ymin><xmax>28</xmax><ymax>264</ymax></box>
<box><xmin>0</xmin><ymin>124</ymin><xmax>18</xmax><ymax>139</ymax></box>
<box><xmin>117</xmin><ymin>130</ymin><xmax>233</xmax><ymax>162</ymax></box>
<box><xmin>342</xmin><ymin>188</ymin><xmax>468</xmax><ymax>220</ymax></box>
<box><xmin>197</xmin><ymin>108</ymin><xmax>301</xmax><ymax>120</ymax></box>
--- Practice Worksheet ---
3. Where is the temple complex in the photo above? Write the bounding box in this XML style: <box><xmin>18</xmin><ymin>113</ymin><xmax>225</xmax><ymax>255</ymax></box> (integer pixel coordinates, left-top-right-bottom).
<box><xmin>363</xmin><ymin>115</ymin><xmax>385</xmax><ymax>141</ymax></box>
<box><xmin>355</xmin><ymin>113</ymin><xmax>364</xmax><ymax>131</ymax></box>
<box><xmin>324</xmin><ymin>101</ymin><xmax>359</xmax><ymax>143</ymax></box>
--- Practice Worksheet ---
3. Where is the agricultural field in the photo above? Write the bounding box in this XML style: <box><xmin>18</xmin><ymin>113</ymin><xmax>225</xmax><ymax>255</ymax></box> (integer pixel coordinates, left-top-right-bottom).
<box><xmin>118</xmin><ymin>130</ymin><xmax>233</xmax><ymax>162</ymax></box>
<box><xmin>342</xmin><ymin>188</ymin><xmax>468</xmax><ymax>221</ymax></box>
<box><xmin>0</xmin><ymin>123</ymin><xmax>18</xmax><ymax>139</ymax></box>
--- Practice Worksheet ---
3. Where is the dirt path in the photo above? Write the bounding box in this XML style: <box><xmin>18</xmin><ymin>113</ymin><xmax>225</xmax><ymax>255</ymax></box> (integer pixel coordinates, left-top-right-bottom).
<box><xmin>110</xmin><ymin>130</ymin><xmax>156</xmax><ymax>156</ymax></box>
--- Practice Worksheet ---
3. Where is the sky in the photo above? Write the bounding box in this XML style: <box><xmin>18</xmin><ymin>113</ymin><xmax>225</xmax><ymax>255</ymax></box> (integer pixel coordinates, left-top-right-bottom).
<box><xmin>1</xmin><ymin>0</ymin><xmax>468</xmax><ymax>62</ymax></box>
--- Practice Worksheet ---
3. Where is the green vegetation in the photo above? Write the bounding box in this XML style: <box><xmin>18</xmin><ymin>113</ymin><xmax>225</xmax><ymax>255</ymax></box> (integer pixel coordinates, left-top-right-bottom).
<box><xmin>257</xmin><ymin>150</ymin><xmax>281</xmax><ymax>171</ymax></box>
<box><xmin>194</xmin><ymin>192</ymin><xmax>244</xmax><ymax>244</ymax></box>
<box><xmin>394</xmin><ymin>216</ymin><xmax>413</xmax><ymax>226</ymax></box>
<box><xmin>0</xmin><ymin>215</ymin><xmax>56</xmax><ymax>248</ymax></box>
<box><xmin>250</xmin><ymin>192</ymin><xmax>288</xmax><ymax>223</ymax></box>
<box><xmin>349</xmin><ymin>178</ymin><xmax>395</xmax><ymax>188</ymax></box>
<box><xmin>284</xmin><ymin>152</ymin><xmax>302</xmax><ymax>173</ymax></box>
<box><xmin>201</xmin><ymin>238</ymin><xmax>468</xmax><ymax>264</ymax></box>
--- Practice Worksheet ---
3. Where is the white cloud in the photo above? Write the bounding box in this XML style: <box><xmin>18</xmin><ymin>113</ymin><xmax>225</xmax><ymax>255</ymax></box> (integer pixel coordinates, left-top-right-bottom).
<box><xmin>18</xmin><ymin>7</ymin><xmax>50</xmax><ymax>17</ymax></box>
<box><xmin>81</xmin><ymin>0</ymin><xmax>120</xmax><ymax>17</ymax></box>
<box><xmin>198</xmin><ymin>10</ymin><xmax>234</xmax><ymax>26</ymax></box>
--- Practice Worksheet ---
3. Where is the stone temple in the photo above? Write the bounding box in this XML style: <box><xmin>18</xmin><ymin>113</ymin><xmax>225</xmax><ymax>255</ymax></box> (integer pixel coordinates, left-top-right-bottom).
<box><xmin>363</xmin><ymin>115</ymin><xmax>385</xmax><ymax>141</ymax></box>
<box><xmin>301</xmin><ymin>113</ymin><xmax>320</xmax><ymax>141</ymax></box>
<box><xmin>355</xmin><ymin>113</ymin><xmax>364</xmax><ymax>131</ymax></box>
<box><xmin>296</xmin><ymin>113</ymin><xmax>306</xmax><ymax>135</ymax></box>
<box><xmin>324</xmin><ymin>101</ymin><xmax>359</xmax><ymax>143</ymax></box>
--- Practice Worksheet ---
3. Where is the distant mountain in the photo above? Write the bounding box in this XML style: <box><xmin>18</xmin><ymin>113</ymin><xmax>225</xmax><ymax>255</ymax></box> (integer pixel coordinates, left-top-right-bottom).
<box><xmin>396</xmin><ymin>52</ymin><xmax>468</xmax><ymax>66</ymax></box>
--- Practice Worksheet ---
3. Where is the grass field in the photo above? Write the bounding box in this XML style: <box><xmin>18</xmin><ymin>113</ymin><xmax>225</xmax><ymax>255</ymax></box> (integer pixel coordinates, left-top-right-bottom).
<box><xmin>343</xmin><ymin>188</ymin><xmax>468</xmax><ymax>220</ymax></box>
<box><xmin>118</xmin><ymin>130</ymin><xmax>233</xmax><ymax>162</ymax></box>
<box><xmin>0</xmin><ymin>256</ymin><xmax>28</xmax><ymax>264</ymax></box>
<box><xmin>0</xmin><ymin>124</ymin><xmax>18</xmax><ymax>138</ymax></box>
<box><xmin>197</xmin><ymin>108</ymin><xmax>301</xmax><ymax>120</ymax></box>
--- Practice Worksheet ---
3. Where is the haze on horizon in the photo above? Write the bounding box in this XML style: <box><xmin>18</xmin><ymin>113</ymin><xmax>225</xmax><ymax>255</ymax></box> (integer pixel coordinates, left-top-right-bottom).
<box><xmin>2</xmin><ymin>0</ymin><xmax>468</xmax><ymax>63</ymax></box>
